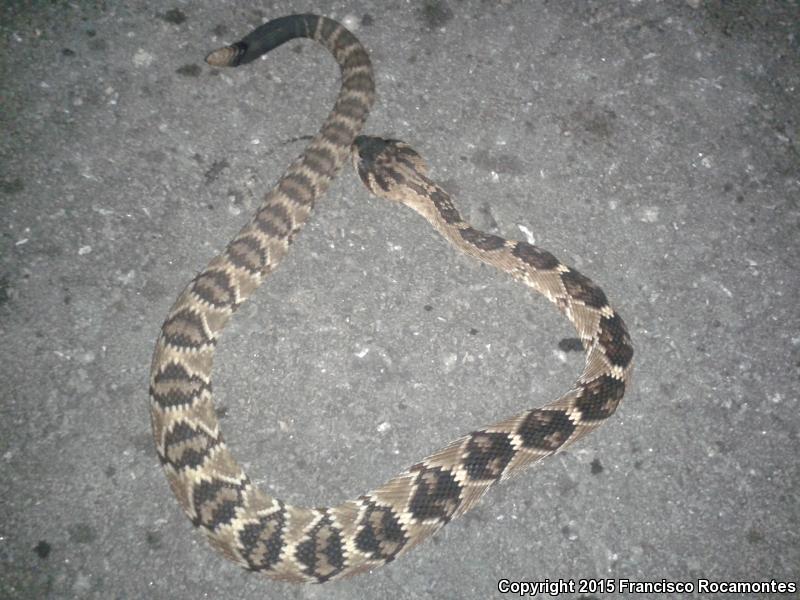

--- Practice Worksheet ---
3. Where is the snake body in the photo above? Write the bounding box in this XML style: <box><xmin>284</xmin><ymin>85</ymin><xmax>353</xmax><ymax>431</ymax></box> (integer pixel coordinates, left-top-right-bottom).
<box><xmin>149</xmin><ymin>14</ymin><xmax>633</xmax><ymax>583</ymax></box>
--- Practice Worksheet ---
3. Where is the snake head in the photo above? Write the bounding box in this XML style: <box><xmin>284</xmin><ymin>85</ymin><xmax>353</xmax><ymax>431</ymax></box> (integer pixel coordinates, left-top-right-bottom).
<box><xmin>352</xmin><ymin>135</ymin><xmax>429</xmax><ymax>199</ymax></box>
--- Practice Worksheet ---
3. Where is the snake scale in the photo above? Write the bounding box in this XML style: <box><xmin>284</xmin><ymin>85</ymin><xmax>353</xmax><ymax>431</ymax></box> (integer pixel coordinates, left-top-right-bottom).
<box><xmin>149</xmin><ymin>14</ymin><xmax>634</xmax><ymax>583</ymax></box>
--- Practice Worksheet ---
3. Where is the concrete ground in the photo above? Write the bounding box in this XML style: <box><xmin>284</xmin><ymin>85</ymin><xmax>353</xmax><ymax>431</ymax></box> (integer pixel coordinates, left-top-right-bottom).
<box><xmin>1</xmin><ymin>1</ymin><xmax>798</xmax><ymax>598</ymax></box>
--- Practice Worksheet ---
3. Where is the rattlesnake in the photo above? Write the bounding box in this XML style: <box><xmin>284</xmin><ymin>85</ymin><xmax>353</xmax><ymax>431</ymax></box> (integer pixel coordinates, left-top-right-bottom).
<box><xmin>149</xmin><ymin>14</ymin><xmax>634</xmax><ymax>583</ymax></box>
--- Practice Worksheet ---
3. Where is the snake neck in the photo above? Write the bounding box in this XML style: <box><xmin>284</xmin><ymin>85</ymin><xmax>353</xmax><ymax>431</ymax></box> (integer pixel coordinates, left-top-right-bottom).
<box><xmin>351</xmin><ymin>135</ymin><xmax>501</xmax><ymax>267</ymax></box>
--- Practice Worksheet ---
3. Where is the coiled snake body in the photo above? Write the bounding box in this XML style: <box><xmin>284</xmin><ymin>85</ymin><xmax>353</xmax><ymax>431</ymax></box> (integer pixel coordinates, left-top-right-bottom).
<box><xmin>149</xmin><ymin>14</ymin><xmax>634</xmax><ymax>583</ymax></box>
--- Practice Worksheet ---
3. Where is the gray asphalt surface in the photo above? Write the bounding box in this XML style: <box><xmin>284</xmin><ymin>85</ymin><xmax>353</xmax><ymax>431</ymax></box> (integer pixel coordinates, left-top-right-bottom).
<box><xmin>1</xmin><ymin>1</ymin><xmax>798</xmax><ymax>599</ymax></box>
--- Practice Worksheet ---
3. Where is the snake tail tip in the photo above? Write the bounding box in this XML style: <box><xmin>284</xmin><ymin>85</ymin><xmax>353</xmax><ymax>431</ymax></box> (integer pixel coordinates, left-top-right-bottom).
<box><xmin>205</xmin><ymin>46</ymin><xmax>238</xmax><ymax>67</ymax></box>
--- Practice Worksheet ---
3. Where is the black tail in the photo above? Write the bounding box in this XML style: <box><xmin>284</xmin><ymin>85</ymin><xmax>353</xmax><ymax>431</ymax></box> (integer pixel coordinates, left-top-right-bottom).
<box><xmin>206</xmin><ymin>14</ymin><xmax>316</xmax><ymax>67</ymax></box>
